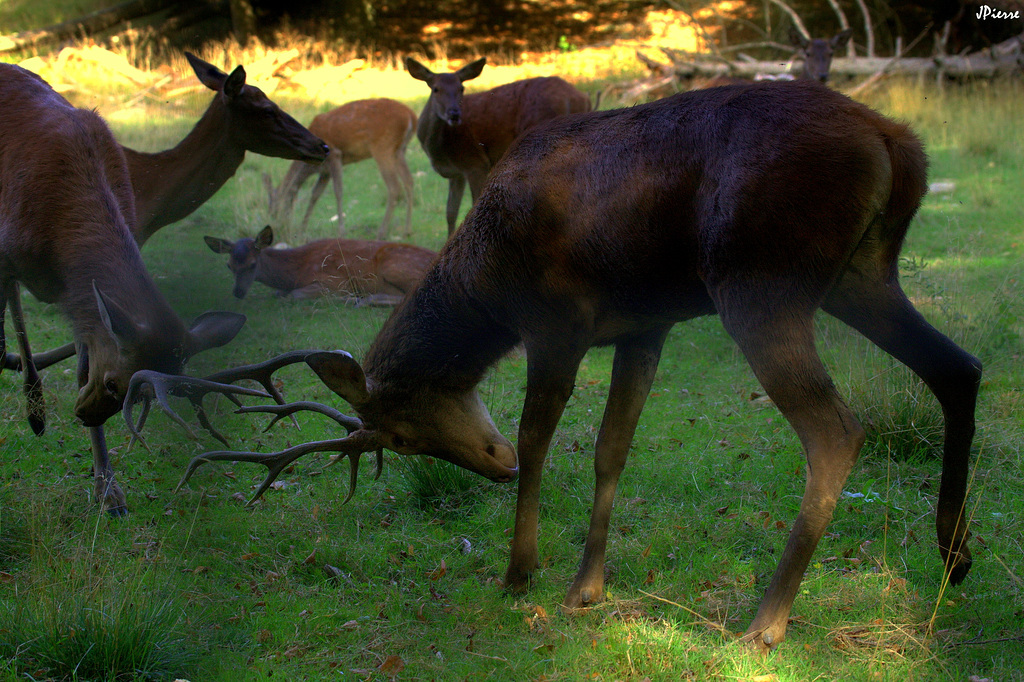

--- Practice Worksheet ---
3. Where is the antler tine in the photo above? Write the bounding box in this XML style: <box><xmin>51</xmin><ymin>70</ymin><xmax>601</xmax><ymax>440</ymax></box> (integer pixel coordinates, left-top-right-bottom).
<box><xmin>177</xmin><ymin>430</ymin><xmax>382</xmax><ymax>506</ymax></box>
<box><xmin>203</xmin><ymin>350</ymin><xmax>317</xmax><ymax>425</ymax></box>
<box><xmin>325</xmin><ymin>447</ymin><xmax>384</xmax><ymax>502</ymax></box>
<box><xmin>235</xmin><ymin>400</ymin><xmax>362</xmax><ymax>433</ymax></box>
<box><xmin>123</xmin><ymin>370</ymin><xmax>272</xmax><ymax>445</ymax></box>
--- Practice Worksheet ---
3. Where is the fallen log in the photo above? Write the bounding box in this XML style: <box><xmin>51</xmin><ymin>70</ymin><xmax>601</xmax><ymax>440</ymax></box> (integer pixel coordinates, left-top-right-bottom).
<box><xmin>0</xmin><ymin>0</ymin><xmax>181</xmax><ymax>53</ymax></box>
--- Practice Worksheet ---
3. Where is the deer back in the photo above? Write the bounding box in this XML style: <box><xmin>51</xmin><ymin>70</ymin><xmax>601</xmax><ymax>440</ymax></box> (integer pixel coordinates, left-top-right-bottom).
<box><xmin>0</xmin><ymin>64</ymin><xmax>245</xmax><ymax>426</ymax></box>
<box><xmin>308</xmin><ymin>98</ymin><xmax>417</xmax><ymax>164</ymax></box>
<box><xmin>461</xmin><ymin>76</ymin><xmax>592</xmax><ymax>166</ymax></box>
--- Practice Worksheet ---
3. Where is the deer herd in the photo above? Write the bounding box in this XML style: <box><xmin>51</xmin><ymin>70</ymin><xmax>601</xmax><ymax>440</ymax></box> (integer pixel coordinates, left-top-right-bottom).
<box><xmin>0</xmin><ymin>35</ymin><xmax>983</xmax><ymax>654</ymax></box>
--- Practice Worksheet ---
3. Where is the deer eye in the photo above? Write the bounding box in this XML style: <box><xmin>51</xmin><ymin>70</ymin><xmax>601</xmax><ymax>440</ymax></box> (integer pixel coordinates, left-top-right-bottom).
<box><xmin>392</xmin><ymin>435</ymin><xmax>407</xmax><ymax>449</ymax></box>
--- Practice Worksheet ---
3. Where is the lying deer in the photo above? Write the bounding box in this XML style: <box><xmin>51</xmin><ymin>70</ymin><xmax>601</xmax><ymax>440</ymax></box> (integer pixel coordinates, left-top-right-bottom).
<box><xmin>405</xmin><ymin>57</ymin><xmax>590</xmax><ymax>235</ymax></box>
<box><xmin>204</xmin><ymin>225</ymin><xmax>436</xmax><ymax>304</ymax></box>
<box><xmin>132</xmin><ymin>80</ymin><xmax>980</xmax><ymax>653</ymax></box>
<box><xmin>124</xmin><ymin>52</ymin><xmax>329</xmax><ymax>246</ymax></box>
<box><xmin>0</xmin><ymin>63</ymin><xmax>247</xmax><ymax>514</ymax></box>
<box><xmin>265</xmin><ymin>98</ymin><xmax>417</xmax><ymax>238</ymax></box>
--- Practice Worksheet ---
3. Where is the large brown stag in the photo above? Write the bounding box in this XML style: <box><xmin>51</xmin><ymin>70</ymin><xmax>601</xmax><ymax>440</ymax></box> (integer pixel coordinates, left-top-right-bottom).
<box><xmin>132</xmin><ymin>80</ymin><xmax>980</xmax><ymax>652</ymax></box>
<box><xmin>0</xmin><ymin>64</ymin><xmax>250</xmax><ymax>514</ymax></box>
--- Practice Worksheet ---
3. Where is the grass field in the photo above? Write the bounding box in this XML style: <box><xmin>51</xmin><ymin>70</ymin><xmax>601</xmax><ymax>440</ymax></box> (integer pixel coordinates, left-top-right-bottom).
<box><xmin>1</xmin><ymin>38</ymin><xmax>1023</xmax><ymax>682</ymax></box>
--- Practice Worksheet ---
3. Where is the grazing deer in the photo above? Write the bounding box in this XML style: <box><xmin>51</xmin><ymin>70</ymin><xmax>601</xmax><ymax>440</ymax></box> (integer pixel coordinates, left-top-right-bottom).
<box><xmin>405</xmin><ymin>57</ymin><xmax>591</xmax><ymax>235</ymax></box>
<box><xmin>0</xmin><ymin>63</ymin><xmax>246</xmax><ymax>515</ymax></box>
<box><xmin>790</xmin><ymin>27</ymin><xmax>853</xmax><ymax>82</ymax></box>
<box><xmin>134</xmin><ymin>81</ymin><xmax>980</xmax><ymax>653</ymax></box>
<box><xmin>265</xmin><ymin>98</ymin><xmax>417</xmax><ymax>238</ymax></box>
<box><xmin>204</xmin><ymin>225</ymin><xmax>436</xmax><ymax>304</ymax></box>
<box><xmin>124</xmin><ymin>52</ymin><xmax>329</xmax><ymax>246</ymax></box>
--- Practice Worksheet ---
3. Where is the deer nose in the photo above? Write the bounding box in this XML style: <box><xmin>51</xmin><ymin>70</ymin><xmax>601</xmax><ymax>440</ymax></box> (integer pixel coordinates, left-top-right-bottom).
<box><xmin>446</xmin><ymin>109</ymin><xmax>462</xmax><ymax>126</ymax></box>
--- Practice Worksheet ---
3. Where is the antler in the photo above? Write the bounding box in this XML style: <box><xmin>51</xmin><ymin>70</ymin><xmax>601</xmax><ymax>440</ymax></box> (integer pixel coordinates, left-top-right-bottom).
<box><xmin>177</xmin><ymin>428</ymin><xmax>383</xmax><ymax>506</ymax></box>
<box><xmin>123</xmin><ymin>350</ymin><xmax>317</xmax><ymax>447</ymax></box>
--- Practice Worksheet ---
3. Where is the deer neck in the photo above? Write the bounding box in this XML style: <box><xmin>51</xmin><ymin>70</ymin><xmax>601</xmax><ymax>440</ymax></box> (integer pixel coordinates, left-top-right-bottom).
<box><xmin>364</xmin><ymin>262</ymin><xmax>519</xmax><ymax>395</ymax></box>
<box><xmin>122</xmin><ymin>96</ymin><xmax>245</xmax><ymax>245</ymax></box>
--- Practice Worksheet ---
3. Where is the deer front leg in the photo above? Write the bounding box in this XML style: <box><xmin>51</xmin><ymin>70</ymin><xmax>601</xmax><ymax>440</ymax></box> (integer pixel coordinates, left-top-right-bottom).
<box><xmin>6</xmin><ymin>282</ymin><xmax>45</xmax><ymax>435</ymax></box>
<box><xmin>506</xmin><ymin>342</ymin><xmax>586</xmax><ymax>594</ymax></box>
<box><xmin>564</xmin><ymin>329</ymin><xmax>669</xmax><ymax>609</ymax></box>
<box><xmin>444</xmin><ymin>175</ymin><xmax>467</xmax><ymax>236</ymax></box>
<box><xmin>90</xmin><ymin>425</ymin><xmax>128</xmax><ymax>516</ymax></box>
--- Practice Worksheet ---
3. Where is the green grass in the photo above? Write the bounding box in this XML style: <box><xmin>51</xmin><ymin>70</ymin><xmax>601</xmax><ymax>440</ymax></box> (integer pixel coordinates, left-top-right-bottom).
<box><xmin>1</xmin><ymin>51</ymin><xmax>1022</xmax><ymax>682</ymax></box>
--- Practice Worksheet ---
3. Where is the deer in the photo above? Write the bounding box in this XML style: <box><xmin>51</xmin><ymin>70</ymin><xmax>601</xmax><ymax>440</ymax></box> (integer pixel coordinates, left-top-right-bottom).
<box><xmin>405</xmin><ymin>56</ymin><xmax>591</xmax><ymax>235</ymax></box>
<box><xmin>128</xmin><ymin>80</ymin><xmax>981</xmax><ymax>653</ymax></box>
<box><xmin>203</xmin><ymin>225</ymin><xmax>436</xmax><ymax>304</ymax></box>
<box><xmin>123</xmin><ymin>52</ymin><xmax>329</xmax><ymax>246</ymax></box>
<box><xmin>0</xmin><ymin>63</ymin><xmax>249</xmax><ymax>515</ymax></box>
<box><xmin>264</xmin><ymin>98</ymin><xmax>417</xmax><ymax>238</ymax></box>
<box><xmin>790</xmin><ymin>27</ymin><xmax>854</xmax><ymax>82</ymax></box>
<box><xmin>0</xmin><ymin>53</ymin><xmax>330</xmax><ymax>381</ymax></box>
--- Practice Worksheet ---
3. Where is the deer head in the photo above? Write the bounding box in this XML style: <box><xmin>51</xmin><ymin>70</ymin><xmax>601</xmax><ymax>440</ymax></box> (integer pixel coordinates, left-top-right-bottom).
<box><xmin>305</xmin><ymin>351</ymin><xmax>518</xmax><ymax>481</ymax></box>
<box><xmin>185</xmin><ymin>53</ymin><xmax>328</xmax><ymax>163</ymax></box>
<box><xmin>789</xmin><ymin>27</ymin><xmax>853</xmax><ymax>82</ymax></box>
<box><xmin>204</xmin><ymin>225</ymin><xmax>275</xmax><ymax>298</ymax></box>
<box><xmin>74</xmin><ymin>283</ymin><xmax>246</xmax><ymax>426</ymax></box>
<box><xmin>405</xmin><ymin>57</ymin><xmax>487</xmax><ymax>127</ymax></box>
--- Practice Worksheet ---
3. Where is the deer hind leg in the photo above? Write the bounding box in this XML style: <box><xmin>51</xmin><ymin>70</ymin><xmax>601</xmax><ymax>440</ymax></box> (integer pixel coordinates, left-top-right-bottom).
<box><xmin>396</xmin><ymin>150</ymin><xmax>414</xmax><ymax>238</ymax></box>
<box><xmin>720</xmin><ymin>305</ymin><xmax>865</xmax><ymax>652</ymax></box>
<box><xmin>564</xmin><ymin>327</ymin><xmax>670</xmax><ymax>610</ymax></box>
<box><xmin>327</xmin><ymin>152</ymin><xmax>345</xmax><ymax>236</ymax></box>
<box><xmin>823</xmin><ymin>275</ymin><xmax>981</xmax><ymax>585</ymax></box>
<box><xmin>5</xmin><ymin>282</ymin><xmax>45</xmax><ymax>435</ymax></box>
<box><xmin>374</xmin><ymin>159</ymin><xmax>400</xmax><ymax>240</ymax></box>
<box><xmin>506</xmin><ymin>339</ymin><xmax>589</xmax><ymax>594</ymax></box>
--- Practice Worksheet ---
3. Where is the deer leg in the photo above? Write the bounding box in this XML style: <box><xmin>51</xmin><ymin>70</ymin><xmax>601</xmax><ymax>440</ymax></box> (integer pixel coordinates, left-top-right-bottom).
<box><xmin>445</xmin><ymin>175</ymin><xmax>466</xmax><ymax>236</ymax></box>
<box><xmin>506</xmin><ymin>340</ymin><xmax>588</xmax><ymax>593</ymax></box>
<box><xmin>564</xmin><ymin>328</ymin><xmax>670</xmax><ymax>609</ymax></box>
<box><xmin>301</xmin><ymin>173</ymin><xmax>331</xmax><ymax>235</ymax></box>
<box><xmin>90</xmin><ymin>425</ymin><xmax>128</xmax><ymax>516</ymax></box>
<box><xmin>5</xmin><ymin>282</ymin><xmax>45</xmax><ymax>435</ymax></box>
<box><xmin>375</xmin><ymin>161</ymin><xmax>400</xmax><ymax>239</ymax></box>
<box><xmin>75</xmin><ymin>345</ymin><xmax>127</xmax><ymax>515</ymax></box>
<box><xmin>823</xmin><ymin>277</ymin><xmax>981</xmax><ymax>585</ymax></box>
<box><xmin>328</xmin><ymin>152</ymin><xmax>345</xmax><ymax>236</ymax></box>
<box><xmin>721</xmin><ymin>309</ymin><xmax>865</xmax><ymax>652</ymax></box>
<box><xmin>397</xmin><ymin>151</ymin><xmax>414</xmax><ymax>238</ymax></box>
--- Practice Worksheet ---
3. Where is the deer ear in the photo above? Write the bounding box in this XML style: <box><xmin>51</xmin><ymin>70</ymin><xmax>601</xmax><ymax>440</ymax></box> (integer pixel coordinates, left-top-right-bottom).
<box><xmin>832</xmin><ymin>28</ymin><xmax>853</xmax><ymax>49</ymax></box>
<box><xmin>789</xmin><ymin>26</ymin><xmax>809</xmax><ymax>49</ymax></box>
<box><xmin>184</xmin><ymin>312</ymin><xmax>247</xmax><ymax>359</ymax></box>
<box><xmin>306</xmin><ymin>351</ymin><xmax>370</xmax><ymax>408</ymax></box>
<box><xmin>204</xmin><ymin>236</ymin><xmax>233</xmax><ymax>254</ymax></box>
<box><xmin>457</xmin><ymin>57</ymin><xmax>486</xmax><ymax>82</ymax></box>
<box><xmin>185</xmin><ymin>52</ymin><xmax>229</xmax><ymax>91</ymax></box>
<box><xmin>223</xmin><ymin>65</ymin><xmax>246</xmax><ymax>98</ymax></box>
<box><xmin>405</xmin><ymin>57</ymin><xmax>434</xmax><ymax>82</ymax></box>
<box><xmin>94</xmin><ymin>282</ymin><xmax>144</xmax><ymax>350</ymax></box>
<box><xmin>255</xmin><ymin>226</ymin><xmax>274</xmax><ymax>249</ymax></box>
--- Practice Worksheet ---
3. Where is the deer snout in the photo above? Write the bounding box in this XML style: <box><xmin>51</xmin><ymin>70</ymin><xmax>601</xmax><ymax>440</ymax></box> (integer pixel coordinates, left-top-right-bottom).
<box><xmin>481</xmin><ymin>438</ymin><xmax>518</xmax><ymax>482</ymax></box>
<box><xmin>444</xmin><ymin>108</ymin><xmax>463</xmax><ymax>126</ymax></box>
